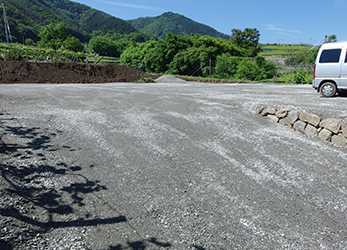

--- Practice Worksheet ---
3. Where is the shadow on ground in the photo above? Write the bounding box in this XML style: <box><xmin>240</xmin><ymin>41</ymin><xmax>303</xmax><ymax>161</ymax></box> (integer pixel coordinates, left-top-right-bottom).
<box><xmin>0</xmin><ymin>112</ymin><xmax>172</xmax><ymax>249</ymax></box>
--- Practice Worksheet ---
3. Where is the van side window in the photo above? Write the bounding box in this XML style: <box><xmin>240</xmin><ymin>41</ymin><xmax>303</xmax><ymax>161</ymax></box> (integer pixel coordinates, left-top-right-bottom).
<box><xmin>319</xmin><ymin>49</ymin><xmax>341</xmax><ymax>63</ymax></box>
<box><xmin>345</xmin><ymin>50</ymin><xmax>347</xmax><ymax>63</ymax></box>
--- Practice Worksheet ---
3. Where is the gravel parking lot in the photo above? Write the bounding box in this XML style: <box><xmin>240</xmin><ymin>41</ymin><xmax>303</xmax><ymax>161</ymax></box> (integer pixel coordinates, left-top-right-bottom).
<box><xmin>1</xmin><ymin>81</ymin><xmax>347</xmax><ymax>249</ymax></box>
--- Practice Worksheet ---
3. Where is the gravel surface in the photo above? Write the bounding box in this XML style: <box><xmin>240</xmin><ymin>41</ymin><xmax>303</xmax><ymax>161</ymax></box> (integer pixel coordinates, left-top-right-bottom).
<box><xmin>1</xmin><ymin>82</ymin><xmax>347</xmax><ymax>249</ymax></box>
<box><xmin>154</xmin><ymin>75</ymin><xmax>187</xmax><ymax>83</ymax></box>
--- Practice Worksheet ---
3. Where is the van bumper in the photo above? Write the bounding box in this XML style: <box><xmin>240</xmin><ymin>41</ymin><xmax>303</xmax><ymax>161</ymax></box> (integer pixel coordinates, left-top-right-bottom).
<box><xmin>312</xmin><ymin>80</ymin><xmax>319</xmax><ymax>91</ymax></box>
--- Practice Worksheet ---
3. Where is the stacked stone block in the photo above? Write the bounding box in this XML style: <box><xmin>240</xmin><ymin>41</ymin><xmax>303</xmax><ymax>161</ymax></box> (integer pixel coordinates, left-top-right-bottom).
<box><xmin>258</xmin><ymin>107</ymin><xmax>347</xmax><ymax>148</ymax></box>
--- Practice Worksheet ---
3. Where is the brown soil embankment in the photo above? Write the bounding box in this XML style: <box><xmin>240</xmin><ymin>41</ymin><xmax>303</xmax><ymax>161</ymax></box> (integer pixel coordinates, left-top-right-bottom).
<box><xmin>0</xmin><ymin>61</ymin><xmax>158</xmax><ymax>84</ymax></box>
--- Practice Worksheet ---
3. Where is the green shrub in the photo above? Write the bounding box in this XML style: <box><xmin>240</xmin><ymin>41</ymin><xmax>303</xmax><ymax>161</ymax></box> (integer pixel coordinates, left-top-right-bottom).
<box><xmin>293</xmin><ymin>70</ymin><xmax>307</xmax><ymax>84</ymax></box>
<box><xmin>214</xmin><ymin>54</ymin><xmax>243</xmax><ymax>79</ymax></box>
<box><xmin>236</xmin><ymin>58</ymin><xmax>265</xmax><ymax>81</ymax></box>
<box><xmin>167</xmin><ymin>47</ymin><xmax>211</xmax><ymax>77</ymax></box>
<box><xmin>285</xmin><ymin>48</ymin><xmax>319</xmax><ymax>64</ymax></box>
<box><xmin>276</xmin><ymin>74</ymin><xmax>294</xmax><ymax>84</ymax></box>
<box><xmin>0</xmin><ymin>43</ymin><xmax>87</xmax><ymax>63</ymax></box>
<box><xmin>135</xmin><ymin>76</ymin><xmax>154</xmax><ymax>83</ymax></box>
<box><xmin>25</xmin><ymin>38</ymin><xmax>35</xmax><ymax>46</ymax></box>
<box><xmin>254</xmin><ymin>56</ymin><xmax>276</xmax><ymax>78</ymax></box>
<box><xmin>306</xmin><ymin>74</ymin><xmax>313</xmax><ymax>84</ymax></box>
<box><xmin>275</xmin><ymin>71</ymin><xmax>312</xmax><ymax>84</ymax></box>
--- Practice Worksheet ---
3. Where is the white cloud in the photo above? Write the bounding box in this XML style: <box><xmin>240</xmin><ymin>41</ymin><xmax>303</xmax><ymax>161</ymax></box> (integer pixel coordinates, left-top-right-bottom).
<box><xmin>99</xmin><ymin>1</ymin><xmax>165</xmax><ymax>11</ymax></box>
<box><xmin>265</xmin><ymin>24</ymin><xmax>302</xmax><ymax>35</ymax></box>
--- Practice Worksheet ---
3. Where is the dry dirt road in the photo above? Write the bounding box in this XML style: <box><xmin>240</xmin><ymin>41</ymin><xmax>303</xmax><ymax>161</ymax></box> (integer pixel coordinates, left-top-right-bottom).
<box><xmin>1</xmin><ymin>81</ymin><xmax>347</xmax><ymax>249</ymax></box>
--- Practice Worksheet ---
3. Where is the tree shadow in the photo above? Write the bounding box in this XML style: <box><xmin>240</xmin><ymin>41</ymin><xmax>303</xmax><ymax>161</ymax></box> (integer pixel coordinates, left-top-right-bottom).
<box><xmin>0</xmin><ymin>112</ymin><xmax>172</xmax><ymax>250</ymax></box>
<box><xmin>0</xmin><ymin>114</ymin><xmax>127</xmax><ymax>247</ymax></box>
<box><xmin>108</xmin><ymin>237</ymin><xmax>172</xmax><ymax>250</ymax></box>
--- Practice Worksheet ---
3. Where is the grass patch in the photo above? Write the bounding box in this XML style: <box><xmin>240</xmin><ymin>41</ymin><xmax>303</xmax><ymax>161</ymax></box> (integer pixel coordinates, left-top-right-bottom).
<box><xmin>259</xmin><ymin>45</ymin><xmax>312</xmax><ymax>56</ymax></box>
<box><xmin>135</xmin><ymin>76</ymin><xmax>155</xmax><ymax>83</ymax></box>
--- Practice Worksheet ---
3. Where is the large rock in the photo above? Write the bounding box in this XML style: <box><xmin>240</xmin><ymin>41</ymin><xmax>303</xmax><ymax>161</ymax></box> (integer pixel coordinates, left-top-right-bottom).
<box><xmin>261</xmin><ymin>108</ymin><xmax>277</xmax><ymax>116</ymax></box>
<box><xmin>331</xmin><ymin>134</ymin><xmax>347</xmax><ymax>147</ymax></box>
<box><xmin>320</xmin><ymin>118</ymin><xmax>342</xmax><ymax>134</ymax></box>
<box><xmin>299</xmin><ymin>112</ymin><xmax>320</xmax><ymax>127</ymax></box>
<box><xmin>279</xmin><ymin>117</ymin><xmax>293</xmax><ymax>127</ymax></box>
<box><xmin>341</xmin><ymin>123</ymin><xmax>347</xmax><ymax>137</ymax></box>
<box><xmin>248</xmin><ymin>105</ymin><xmax>265</xmax><ymax>114</ymax></box>
<box><xmin>318</xmin><ymin>129</ymin><xmax>332</xmax><ymax>141</ymax></box>
<box><xmin>293</xmin><ymin>120</ymin><xmax>306</xmax><ymax>132</ymax></box>
<box><xmin>267</xmin><ymin>115</ymin><xmax>279</xmax><ymax>123</ymax></box>
<box><xmin>275</xmin><ymin>109</ymin><xmax>288</xmax><ymax>118</ymax></box>
<box><xmin>287</xmin><ymin>110</ymin><xmax>300</xmax><ymax>124</ymax></box>
<box><xmin>305</xmin><ymin>124</ymin><xmax>318</xmax><ymax>136</ymax></box>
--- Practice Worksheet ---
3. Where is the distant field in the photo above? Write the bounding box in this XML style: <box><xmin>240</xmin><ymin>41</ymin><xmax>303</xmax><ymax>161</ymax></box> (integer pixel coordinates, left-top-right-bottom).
<box><xmin>92</xmin><ymin>56</ymin><xmax>120</xmax><ymax>65</ymax></box>
<box><xmin>258</xmin><ymin>45</ymin><xmax>317</xmax><ymax>84</ymax></box>
<box><xmin>259</xmin><ymin>45</ymin><xmax>312</xmax><ymax>56</ymax></box>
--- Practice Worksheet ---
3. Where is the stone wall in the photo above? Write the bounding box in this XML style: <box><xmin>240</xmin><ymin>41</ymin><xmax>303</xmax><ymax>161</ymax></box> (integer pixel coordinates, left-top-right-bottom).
<box><xmin>251</xmin><ymin>106</ymin><xmax>347</xmax><ymax>148</ymax></box>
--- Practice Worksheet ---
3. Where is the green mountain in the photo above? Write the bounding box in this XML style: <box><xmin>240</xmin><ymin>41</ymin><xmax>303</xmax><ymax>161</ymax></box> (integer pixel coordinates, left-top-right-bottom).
<box><xmin>0</xmin><ymin>0</ymin><xmax>139</xmax><ymax>43</ymax></box>
<box><xmin>127</xmin><ymin>12</ymin><xmax>230</xmax><ymax>40</ymax></box>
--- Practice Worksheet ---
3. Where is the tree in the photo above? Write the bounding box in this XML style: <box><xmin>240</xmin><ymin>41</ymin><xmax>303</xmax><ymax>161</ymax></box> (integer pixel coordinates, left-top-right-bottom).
<box><xmin>120</xmin><ymin>40</ymin><xmax>159</xmax><ymax>72</ymax></box>
<box><xmin>326</xmin><ymin>35</ymin><xmax>337</xmax><ymax>43</ymax></box>
<box><xmin>120</xmin><ymin>33</ymin><xmax>276</xmax><ymax>80</ymax></box>
<box><xmin>231</xmin><ymin>28</ymin><xmax>260</xmax><ymax>47</ymax></box>
<box><xmin>62</xmin><ymin>36</ymin><xmax>84</xmax><ymax>52</ymax></box>
<box><xmin>38</xmin><ymin>22</ymin><xmax>68</xmax><ymax>50</ymax></box>
<box><xmin>158</xmin><ymin>33</ymin><xmax>191</xmax><ymax>71</ymax></box>
<box><xmin>214</xmin><ymin>54</ymin><xmax>243</xmax><ymax>79</ymax></box>
<box><xmin>254</xmin><ymin>56</ymin><xmax>276</xmax><ymax>78</ymax></box>
<box><xmin>236</xmin><ymin>58</ymin><xmax>265</xmax><ymax>81</ymax></box>
<box><xmin>25</xmin><ymin>38</ymin><xmax>35</xmax><ymax>46</ymax></box>
<box><xmin>230</xmin><ymin>28</ymin><xmax>261</xmax><ymax>56</ymax></box>
<box><xmin>89</xmin><ymin>36</ymin><xmax>118</xmax><ymax>56</ymax></box>
<box><xmin>168</xmin><ymin>47</ymin><xmax>212</xmax><ymax>76</ymax></box>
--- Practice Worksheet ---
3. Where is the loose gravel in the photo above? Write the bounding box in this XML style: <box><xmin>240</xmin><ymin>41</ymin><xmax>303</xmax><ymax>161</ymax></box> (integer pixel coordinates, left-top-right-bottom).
<box><xmin>1</xmin><ymin>82</ymin><xmax>347</xmax><ymax>249</ymax></box>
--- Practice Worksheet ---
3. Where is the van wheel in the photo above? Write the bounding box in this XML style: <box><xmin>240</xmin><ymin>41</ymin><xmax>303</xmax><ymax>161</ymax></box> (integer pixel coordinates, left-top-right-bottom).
<box><xmin>320</xmin><ymin>82</ymin><xmax>337</xmax><ymax>97</ymax></box>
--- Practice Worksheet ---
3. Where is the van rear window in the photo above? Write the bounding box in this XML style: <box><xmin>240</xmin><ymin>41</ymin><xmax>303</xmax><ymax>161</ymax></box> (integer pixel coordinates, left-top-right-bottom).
<box><xmin>319</xmin><ymin>49</ymin><xmax>341</xmax><ymax>63</ymax></box>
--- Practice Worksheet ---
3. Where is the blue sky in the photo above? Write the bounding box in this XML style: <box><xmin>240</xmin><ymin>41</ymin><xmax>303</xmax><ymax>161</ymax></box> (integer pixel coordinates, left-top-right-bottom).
<box><xmin>72</xmin><ymin>0</ymin><xmax>347</xmax><ymax>45</ymax></box>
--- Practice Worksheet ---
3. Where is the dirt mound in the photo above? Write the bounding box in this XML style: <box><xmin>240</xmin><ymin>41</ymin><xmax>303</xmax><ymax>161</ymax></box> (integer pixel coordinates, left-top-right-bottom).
<box><xmin>0</xmin><ymin>61</ymin><xmax>158</xmax><ymax>84</ymax></box>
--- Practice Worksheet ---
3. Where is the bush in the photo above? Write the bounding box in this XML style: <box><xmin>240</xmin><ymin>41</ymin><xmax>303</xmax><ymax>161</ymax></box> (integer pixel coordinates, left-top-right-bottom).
<box><xmin>236</xmin><ymin>58</ymin><xmax>265</xmax><ymax>81</ymax></box>
<box><xmin>214</xmin><ymin>54</ymin><xmax>243</xmax><ymax>79</ymax></box>
<box><xmin>89</xmin><ymin>36</ymin><xmax>119</xmax><ymax>57</ymax></box>
<box><xmin>62</xmin><ymin>36</ymin><xmax>84</xmax><ymax>52</ymax></box>
<box><xmin>0</xmin><ymin>43</ymin><xmax>87</xmax><ymax>63</ymax></box>
<box><xmin>285</xmin><ymin>48</ymin><xmax>319</xmax><ymax>64</ymax></box>
<box><xmin>254</xmin><ymin>56</ymin><xmax>276</xmax><ymax>78</ymax></box>
<box><xmin>25</xmin><ymin>38</ymin><xmax>35</xmax><ymax>46</ymax></box>
<box><xmin>276</xmin><ymin>74</ymin><xmax>295</xmax><ymax>84</ymax></box>
<box><xmin>119</xmin><ymin>33</ymin><xmax>278</xmax><ymax>81</ymax></box>
<box><xmin>293</xmin><ymin>70</ymin><xmax>307</xmax><ymax>84</ymax></box>
<box><xmin>167</xmin><ymin>47</ymin><xmax>211</xmax><ymax>76</ymax></box>
<box><xmin>214</xmin><ymin>54</ymin><xmax>276</xmax><ymax>81</ymax></box>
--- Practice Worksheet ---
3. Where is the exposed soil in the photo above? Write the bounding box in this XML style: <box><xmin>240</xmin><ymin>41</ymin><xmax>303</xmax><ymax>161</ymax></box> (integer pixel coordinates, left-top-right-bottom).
<box><xmin>0</xmin><ymin>61</ymin><xmax>246</xmax><ymax>84</ymax></box>
<box><xmin>0</xmin><ymin>61</ymin><xmax>159</xmax><ymax>84</ymax></box>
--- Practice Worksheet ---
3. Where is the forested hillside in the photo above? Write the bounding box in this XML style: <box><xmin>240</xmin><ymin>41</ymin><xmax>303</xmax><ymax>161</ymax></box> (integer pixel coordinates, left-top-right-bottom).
<box><xmin>0</xmin><ymin>0</ymin><xmax>231</xmax><ymax>44</ymax></box>
<box><xmin>127</xmin><ymin>12</ymin><xmax>230</xmax><ymax>40</ymax></box>
<box><xmin>0</xmin><ymin>0</ymin><xmax>139</xmax><ymax>43</ymax></box>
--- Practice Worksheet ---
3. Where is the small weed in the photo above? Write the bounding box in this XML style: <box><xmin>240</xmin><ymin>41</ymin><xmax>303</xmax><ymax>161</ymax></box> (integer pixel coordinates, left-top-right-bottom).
<box><xmin>135</xmin><ymin>76</ymin><xmax>154</xmax><ymax>83</ymax></box>
<box><xmin>294</xmin><ymin>70</ymin><xmax>306</xmax><ymax>84</ymax></box>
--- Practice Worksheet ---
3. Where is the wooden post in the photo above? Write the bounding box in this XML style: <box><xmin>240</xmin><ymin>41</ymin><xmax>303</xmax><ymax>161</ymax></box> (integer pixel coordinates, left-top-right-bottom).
<box><xmin>209</xmin><ymin>59</ymin><xmax>212</xmax><ymax>79</ymax></box>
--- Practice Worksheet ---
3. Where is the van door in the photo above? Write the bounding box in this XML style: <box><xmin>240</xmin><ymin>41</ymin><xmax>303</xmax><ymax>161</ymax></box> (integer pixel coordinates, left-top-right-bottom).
<box><xmin>316</xmin><ymin>48</ymin><xmax>342</xmax><ymax>86</ymax></box>
<box><xmin>339</xmin><ymin>50</ymin><xmax>347</xmax><ymax>90</ymax></box>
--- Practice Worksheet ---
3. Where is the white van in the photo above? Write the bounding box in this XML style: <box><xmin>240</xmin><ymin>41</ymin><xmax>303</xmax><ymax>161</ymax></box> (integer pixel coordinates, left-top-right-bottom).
<box><xmin>312</xmin><ymin>41</ymin><xmax>347</xmax><ymax>97</ymax></box>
